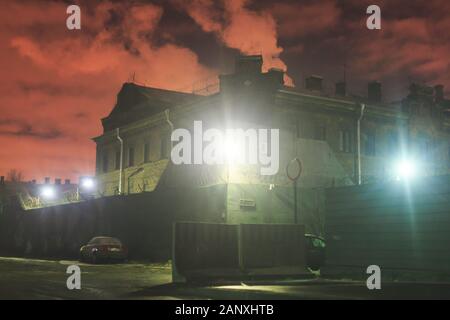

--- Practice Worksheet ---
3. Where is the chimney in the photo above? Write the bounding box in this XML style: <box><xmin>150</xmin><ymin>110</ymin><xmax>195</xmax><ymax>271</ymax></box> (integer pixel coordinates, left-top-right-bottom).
<box><xmin>55</xmin><ymin>178</ymin><xmax>61</xmax><ymax>185</ymax></box>
<box><xmin>435</xmin><ymin>84</ymin><xmax>444</xmax><ymax>103</ymax></box>
<box><xmin>368</xmin><ymin>81</ymin><xmax>381</xmax><ymax>103</ymax></box>
<box><xmin>305</xmin><ymin>75</ymin><xmax>323</xmax><ymax>91</ymax></box>
<box><xmin>235</xmin><ymin>55</ymin><xmax>263</xmax><ymax>74</ymax></box>
<box><xmin>64</xmin><ymin>179</ymin><xmax>71</xmax><ymax>185</ymax></box>
<box><xmin>335</xmin><ymin>82</ymin><xmax>346</xmax><ymax>96</ymax></box>
<box><xmin>268</xmin><ymin>68</ymin><xmax>285</xmax><ymax>86</ymax></box>
<box><xmin>44</xmin><ymin>177</ymin><xmax>50</xmax><ymax>184</ymax></box>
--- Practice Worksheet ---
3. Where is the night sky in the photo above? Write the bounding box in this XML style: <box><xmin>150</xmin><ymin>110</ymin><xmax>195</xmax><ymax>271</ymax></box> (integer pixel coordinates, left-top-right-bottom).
<box><xmin>1</xmin><ymin>0</ymin><xmax>449</xmax><ymax>181</ymax></box>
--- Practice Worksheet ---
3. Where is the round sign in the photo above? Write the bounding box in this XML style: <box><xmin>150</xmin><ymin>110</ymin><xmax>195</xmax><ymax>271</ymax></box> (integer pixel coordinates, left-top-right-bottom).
<box><xmin>286</xmin><ymin>158</ymin><xmax>302</xmax><ymax>181</ymax></box>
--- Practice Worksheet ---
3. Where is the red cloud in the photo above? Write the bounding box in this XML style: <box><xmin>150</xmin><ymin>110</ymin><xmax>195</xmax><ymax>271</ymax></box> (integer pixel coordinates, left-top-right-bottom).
<box><xmin>271</xmin><ymin>0</ymin><xmax>341</xmax><ymax>39</ymax></box>
<box><xmin>1</xmin><ymin>0</ymin><xmax>450</xmax><ymax>182</ymax></box>
<box><xmin>0</xmin><ymin>1</ymin><xmax>215</xmax><ymax>181</ymax></box>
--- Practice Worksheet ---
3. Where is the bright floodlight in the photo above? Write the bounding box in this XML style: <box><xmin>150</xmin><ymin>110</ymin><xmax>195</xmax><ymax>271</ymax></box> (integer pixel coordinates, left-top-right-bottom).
<box><xmin>222</xmin><ymin>138</ymin><xmax>241</xmax><ymax>163</ymax></box>
<box><xmin>80</xmin><ymin>177</ymin><xmax>95</xmax><ymax>190</ymax></box>
<box><xmin>40</xmin><ymin>186</ymin><xmax>55</xmax><ymax>199</ymax></box>
<box><xmin>215</xmin><ymin>137</ymin><xmax>241</xmax><ymax>165</ymax></box>
<box><xmin>395</xmin><ymin>159</ymin><xmax>417</xmax><ymax>180</ymax></box>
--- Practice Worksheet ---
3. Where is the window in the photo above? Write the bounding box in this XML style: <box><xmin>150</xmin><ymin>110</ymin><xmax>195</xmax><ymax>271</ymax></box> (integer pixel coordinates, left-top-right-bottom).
<box><xmin>144</xmin><ymin>142</ymin><xmax>150</xmax><ymax>163</ymax></box>
<box><xmin>296</xmin><ymin>117</ymin><xmax>313</xmax><ymax>139</ymax></box>
<box><xmin>89</xmin><ymin>237</ymin><xmax>121</xmax><ymax>246</ymax></box>
<box><xmin>128</xmin><ymin>147</ymin><xmax>135</xmax><ymax>167</ymax></box>
<box><xmin>364</xmin><ymin>131</ymin><xmax>376</xmax><ymax>156</ymax></box>
<box><xmin>387</xmin><ymin>132</ymin><xmax>399</xmax><ymax>155</ymax></box>
<box><xmin>296</xmin><ymin>118</ymin><xmax>301</xmax><ymax>138</ymax></box>
<box><xmin>417</xmin><ymin>133</ymin><xmax>432</xmax><ymax>160</ymax></box>
<box><xmin>314</xmin><ymin>124</ymin><xmax>327</xmax><ymax>141</ymax></box>
<box><xmin>339</xmin><ymin>129</ymin><xmax>352</xmax><ymax>153</ymax></box>
<box><xmin>160</xmin><ymin>133</ymin><xmax>170</xmax><ymax>159</ymax></box>
<box><xmin>102</xmin><ymin>153</ymin><xmax>108</xmax><ymax>173</ymax></box>
<box><xmin>448</xmin><ymin>144</ymin><xmax>450</xmax><ymax>165</ymax></box>
<box><xmin>425</xmin><ymin>139</ymin><xmax>434</xmax><ymax>160</ymax></box>
<box><xmin>115</xmin><ymin>151</ymin><xmax>121</xmax><ymax>170</ymax></box>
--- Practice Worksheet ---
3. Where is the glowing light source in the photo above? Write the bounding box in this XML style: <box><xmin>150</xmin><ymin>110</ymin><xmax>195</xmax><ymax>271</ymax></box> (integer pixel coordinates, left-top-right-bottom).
<box><xmin>221</xmin><ymin>137</ymin><xmax>242</xmax><ymax>164</ymax></box>
<box><xmin>40</xmin><ymin>186</ymin><xmax>55</xmax><ymax>199</ymax></box>
<box><xmin>80</xmin><ymin>177</ymin><xmax>95</xmax><ymax>190</ymax></box>
<box><xmin>394</xmin><ymin>159</ymin><xmax>417</xmax><ymax>180</ymax></box>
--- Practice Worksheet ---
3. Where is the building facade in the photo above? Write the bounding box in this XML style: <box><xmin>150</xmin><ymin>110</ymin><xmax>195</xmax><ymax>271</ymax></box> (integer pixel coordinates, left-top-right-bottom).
<box><xmin>93</xmin><ymin>55</ymin><xmax>450</xmax><ymax>197</ymax></box>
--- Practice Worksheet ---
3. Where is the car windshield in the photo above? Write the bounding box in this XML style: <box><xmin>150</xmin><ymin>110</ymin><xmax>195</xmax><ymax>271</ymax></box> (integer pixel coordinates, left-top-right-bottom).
<box><xmin>89</xmin><ymin>237</ymin><xmax>121</xmax><ymax>246</ymax></box>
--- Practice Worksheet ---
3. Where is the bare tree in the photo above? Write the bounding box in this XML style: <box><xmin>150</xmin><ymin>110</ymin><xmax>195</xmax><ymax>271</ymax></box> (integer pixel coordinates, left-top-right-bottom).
<box><xmin>6</xmin><ymin>169</ymin><xmax>23</xmax><ymax>183</ymax></box>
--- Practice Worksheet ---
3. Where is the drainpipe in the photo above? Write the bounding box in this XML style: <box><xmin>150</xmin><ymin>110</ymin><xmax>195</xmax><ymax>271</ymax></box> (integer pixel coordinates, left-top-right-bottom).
<box><xmin>356</xmin><ymin>103</ymin><xmax>365</xmax><ymax>185</ymax></box>
<box><xmin>164</xmin><ymin>109</ymin><xmax>174</xmax><ymax>149</ymax></box>
<box><xmin>116</xmin><ymin>128</ymin><xmax>124</xmax><ymax>194</ymax></box>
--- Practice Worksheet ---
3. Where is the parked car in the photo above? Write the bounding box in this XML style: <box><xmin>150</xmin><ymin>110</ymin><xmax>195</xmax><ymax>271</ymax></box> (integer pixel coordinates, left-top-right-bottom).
<box><xmin>80</xmin><ymin>236</ymin><xmax>128</xmax><ymax>264</ymax></box>
<box><xmin>305</xmin><ymin>234</ymin><xmax>326</xmax><ymax>271</ymax></box>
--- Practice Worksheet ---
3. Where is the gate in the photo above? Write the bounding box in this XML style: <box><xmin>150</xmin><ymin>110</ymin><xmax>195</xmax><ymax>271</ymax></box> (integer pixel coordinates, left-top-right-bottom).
<box><xmin>172</xmin><ymin>222</ymin><xmax>309</xmax><ymax>282</ymax></box>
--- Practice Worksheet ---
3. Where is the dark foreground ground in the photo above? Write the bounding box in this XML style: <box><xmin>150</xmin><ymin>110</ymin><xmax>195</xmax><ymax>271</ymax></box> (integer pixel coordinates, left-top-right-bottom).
<box><xmin>0</xmin><ymin>257</ymin><xmax>450</xmax><ymax>299</ymax></box>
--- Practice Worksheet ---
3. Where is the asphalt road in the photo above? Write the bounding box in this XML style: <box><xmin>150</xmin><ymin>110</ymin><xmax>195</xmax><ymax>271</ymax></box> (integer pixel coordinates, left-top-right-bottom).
<box><xmin>1</xmin><ymin>257</ymin><xmax>450</xmax><ymax>299</ymax></box>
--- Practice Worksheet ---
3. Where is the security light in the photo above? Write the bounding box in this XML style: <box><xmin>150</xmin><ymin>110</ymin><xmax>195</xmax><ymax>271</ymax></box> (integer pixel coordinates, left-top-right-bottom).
<box><xmin>394</xmin><ymin>159</ymin><xmax>417</xmax><ymax>180</ymax></box>
<box><xmin>40</xmin><ymin>186</ymin><xmax>55</xmax><ymax>199</ymax></box>
<box><xmin>221</xmin><ymin>138</ymin><xmax>241</xmax><ymax>164</ymax></box>
<box><xmin>80</xmin><ymin>177</ymin><xmax>95</xmax><ymax>190</ymax></box>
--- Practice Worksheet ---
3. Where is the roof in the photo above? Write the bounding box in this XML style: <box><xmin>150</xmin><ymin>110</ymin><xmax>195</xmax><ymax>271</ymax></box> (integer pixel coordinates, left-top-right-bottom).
<box><xmin>101</xmin><ymin>83</ymin><xmax>202</xmax><ymax>132</ymax></box>
<box><xmin>156</xmin><ymin>162</ymin><xmax>226</xmax><ymax>190</ymax></box>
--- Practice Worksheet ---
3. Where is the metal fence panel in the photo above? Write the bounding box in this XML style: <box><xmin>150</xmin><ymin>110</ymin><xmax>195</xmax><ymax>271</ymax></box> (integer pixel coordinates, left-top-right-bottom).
<box><xmin>323</xmin><ymin>175</ymin><xmax>450</xmax><ymax>280</ymax></box>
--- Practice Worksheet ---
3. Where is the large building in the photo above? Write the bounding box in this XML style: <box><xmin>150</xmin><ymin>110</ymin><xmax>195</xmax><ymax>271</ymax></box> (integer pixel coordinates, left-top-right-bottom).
<box><xmin>93</xmin><ymin>55</ymin><xmax>450</xmax><ymax>197</ymax></box>
<box><xmin>93</xmin><ymin>55</ymin><xmax>450</xmax><ymax>233</ymax></box>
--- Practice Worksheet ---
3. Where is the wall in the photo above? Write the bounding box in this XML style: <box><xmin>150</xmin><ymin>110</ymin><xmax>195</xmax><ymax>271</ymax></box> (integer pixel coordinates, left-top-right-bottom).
<box><xmin>96</xmin><ymin>159</ymin><xmax>169</xmax><ymax>195</ymax></box>
<box><xmin>0</xmin><ymin>185</ymin><xmax>226</xmax><ymax>260</ymax></box>
<box><xmin>323</xmin><ymin>174</ymin><xmax>450</xmax><ymax>281</ymax></box>
<box><xmin>226</xmin><ymin>183</ymin><xmax>326</xmax><ymax>236</ymax></box>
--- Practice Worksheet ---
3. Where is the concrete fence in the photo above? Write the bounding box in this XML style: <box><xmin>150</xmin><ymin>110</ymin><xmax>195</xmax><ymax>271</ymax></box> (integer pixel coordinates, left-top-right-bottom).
<box><xmin>0</xmin><ymin>185</ymin><xmax>226</xmax><ymax>260</ymax></box>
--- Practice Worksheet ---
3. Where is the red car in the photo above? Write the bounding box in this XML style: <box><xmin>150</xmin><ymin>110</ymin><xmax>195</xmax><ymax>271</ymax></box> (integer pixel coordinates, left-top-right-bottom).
<box><xmin>80</xmin><ymin>236</ymin><xmax>128</xmax><ymax>264</ymax></box>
